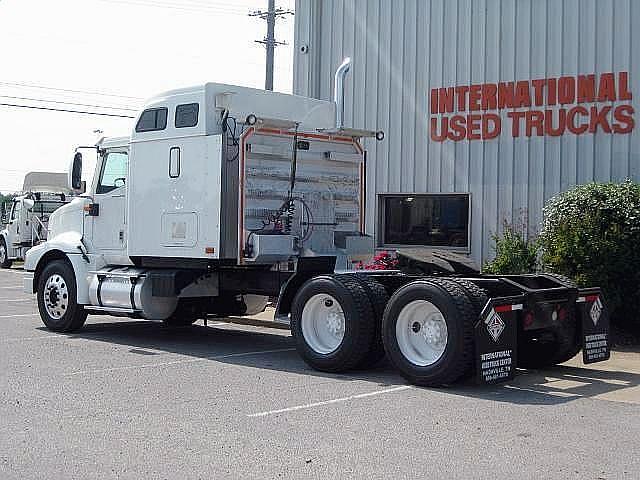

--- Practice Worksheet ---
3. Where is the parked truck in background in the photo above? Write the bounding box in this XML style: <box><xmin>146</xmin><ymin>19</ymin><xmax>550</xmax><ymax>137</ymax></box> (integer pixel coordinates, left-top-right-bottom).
<box><xmin>23</xmin><ymin>59</ymin><xmax>611</xmax><ymax>386</ymax></box>
<box><xmin>1</xmin><ymin>172</ymin><xmax>72</xmax><ymax>268</ymax></box>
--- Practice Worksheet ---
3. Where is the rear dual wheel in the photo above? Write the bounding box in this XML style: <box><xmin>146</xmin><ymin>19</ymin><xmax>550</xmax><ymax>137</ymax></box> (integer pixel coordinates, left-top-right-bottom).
<box><xmin>381</xmin><ymin>279</ymin><xmax>477</xmax><ymax>386</ymax></box>
<box><xmin>291</xmin><ymin>275</ymin><xmax>375</xmax><ymax>372</ymax></box>
<box><xmin>518</xmin><ymin>273</ymin><xmax>581</xmax><ymax>368</ymax></box>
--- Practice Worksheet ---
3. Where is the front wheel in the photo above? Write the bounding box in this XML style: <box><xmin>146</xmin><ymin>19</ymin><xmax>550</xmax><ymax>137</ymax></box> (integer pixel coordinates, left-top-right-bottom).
<box><xmin>0</xmin><ymin>238</ymin><xmax>12</xmax><ymax>269</ymax></box>
<box><xmin>37</xmin><ymin>260</ymin><xmax>87</xmax><ymax>332</ymax></box>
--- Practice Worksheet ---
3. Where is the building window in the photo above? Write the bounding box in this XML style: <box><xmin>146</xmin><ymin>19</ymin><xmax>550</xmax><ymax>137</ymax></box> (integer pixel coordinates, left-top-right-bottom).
<box><xmin>135</xmin><ymin>107</ymin><xmax>168</xmax><ymax>132</ymax></box>
<box><xmin>379</xmin><ymin>194</ymin><xmax>470</xmax><ymax>249</ymax></box>
<box><xmin>175</xmin><ymin>103</ymin><xmax>199</xmax><ymax>128</ymax></box>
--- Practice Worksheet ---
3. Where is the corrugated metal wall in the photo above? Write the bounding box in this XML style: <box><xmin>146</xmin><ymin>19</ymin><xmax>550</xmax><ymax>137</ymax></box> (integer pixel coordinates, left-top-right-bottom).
<box><xmin>293</xmin><ymin>0</ymin><xmax>640</xmax><ymax>264</ymax></box>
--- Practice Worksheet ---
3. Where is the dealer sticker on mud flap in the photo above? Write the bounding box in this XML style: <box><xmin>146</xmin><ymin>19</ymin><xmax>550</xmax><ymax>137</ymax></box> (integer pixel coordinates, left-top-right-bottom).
<box><xmin>578</xmin><ymin>293</ymin><xmax>611</xmax><ymax>364</ymax></box>
<box><xmin>475</xmin><ymin>303</ymin><xmax>520</xmax><ymax>384</ymax></box>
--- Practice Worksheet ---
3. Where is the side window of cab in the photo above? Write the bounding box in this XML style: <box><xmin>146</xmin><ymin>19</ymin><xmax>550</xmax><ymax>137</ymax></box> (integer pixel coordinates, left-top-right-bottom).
<box><xmin>10</xmin><ymin>200</ymin><xmax>19</xmax><ymax>221</ymax></box>
<box><xmin>97</xmin><ymin>152</ymin><xmax>129</xmax><ymax>194</ymax></box>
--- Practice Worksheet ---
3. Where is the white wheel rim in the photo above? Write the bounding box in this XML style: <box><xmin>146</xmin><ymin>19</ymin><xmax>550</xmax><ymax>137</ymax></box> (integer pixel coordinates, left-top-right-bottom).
<box><xmin>396</xmin><ymin>300</ymin><xmax>448</xmax><ymax>366</ymax></box>
<box><xmin>43</xmin><ymin>273</ymin><xmax>69</xmax><ymax>320</ymax></box>
<box><xmin>301</xmin><ymin>294</ymin><xmax>345</xmax><ymax>354</ymax></box>
<box><xmin>0</xmin><ymin>244</ymin><xmax>5</xmax><ymax>263</ymax></box>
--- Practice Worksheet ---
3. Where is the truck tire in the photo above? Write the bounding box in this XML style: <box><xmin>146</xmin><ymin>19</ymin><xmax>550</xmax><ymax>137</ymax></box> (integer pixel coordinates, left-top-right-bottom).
<box><xmin>291</xmin><ymin>274</ymin><xmax>375</xmax><ymax>373</ymax></box>
<box><xmin>37</xmin><ymin>260</ymin><xmax>87</xmax><ymax>332</ymax></box>
<box><xmin>447</xmin><ymin>278</ymin><xmax>488</xmax><ymax>320</ymax></box>
<box><xmin>0</xmin><ymin>238</ymin><xmax>12</xmax><ymax>269</ymax></box>
<box><xmin>518</xmin><ymin>273</ymin><xmax>581</xmax><ymax>368</ymax></box>
<box><xmin>350</xmin><ymin>274</ymin><xmax>389</xmax><ymax>368</ymax></box>
<box><xmin>163</xmin><ymin>299</ymin><xmax>201</xmax><ymax>326</ymax></box>
<box><xmin>382</xmin><ymin>279</ymin><xmax>476</xmax><ymax>386</ymax></box>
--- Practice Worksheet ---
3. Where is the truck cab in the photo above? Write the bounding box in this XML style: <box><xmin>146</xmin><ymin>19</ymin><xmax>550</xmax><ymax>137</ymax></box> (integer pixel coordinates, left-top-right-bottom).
<box><xmin>0</xmin><ymin>172</ymin><xmax>71</xmax><ymax>268</ymax></box>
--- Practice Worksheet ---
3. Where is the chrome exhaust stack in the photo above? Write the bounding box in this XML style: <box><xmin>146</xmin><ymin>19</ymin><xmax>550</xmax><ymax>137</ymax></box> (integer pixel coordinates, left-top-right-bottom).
<box><xmin>333</xmin><ymin>57</ymin><xmax>351</xmax><ymax>130</ymax></box>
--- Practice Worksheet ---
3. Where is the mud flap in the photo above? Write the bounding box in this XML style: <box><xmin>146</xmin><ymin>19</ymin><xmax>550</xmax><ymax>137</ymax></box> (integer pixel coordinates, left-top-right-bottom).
<box><xmin>577</xmin><ymin>288</ymin><xmax>611</xmax><ymax>364</ymax></box>
<box><xmin>475</xmin><ymin>296</ymin><xmax>523</xmax><ymax>385</ymax></box>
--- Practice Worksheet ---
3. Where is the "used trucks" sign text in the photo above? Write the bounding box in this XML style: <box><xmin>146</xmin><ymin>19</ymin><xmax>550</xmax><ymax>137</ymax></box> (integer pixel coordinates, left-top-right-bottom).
<box><xmin>430</xmin><ymin>72</ymin><xmax>634</xmax><ymax>142</ymax></box>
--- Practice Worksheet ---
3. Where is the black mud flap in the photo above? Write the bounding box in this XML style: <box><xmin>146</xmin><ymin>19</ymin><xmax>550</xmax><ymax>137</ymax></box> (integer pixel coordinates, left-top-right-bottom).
<box><xmin>475</xmin><ymin>296</ymin><xmax>524</xmax><ymax>385</ymax></box>
<box><xmin>577</xmin><ymin>288</ymin><xmax>611</xmax><ymax>364</ymax></box>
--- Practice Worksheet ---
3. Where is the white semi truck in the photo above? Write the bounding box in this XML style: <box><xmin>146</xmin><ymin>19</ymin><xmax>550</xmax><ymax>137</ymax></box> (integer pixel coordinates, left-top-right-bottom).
<box><xmin>24</xmin><ymin>60</ymin><xmax>611</xmax><ymax>386</ymax></box>
<box><xmin>1</xmin><ymin>172</ymin><xmax>72</xmax><ymax>268</ymax></box>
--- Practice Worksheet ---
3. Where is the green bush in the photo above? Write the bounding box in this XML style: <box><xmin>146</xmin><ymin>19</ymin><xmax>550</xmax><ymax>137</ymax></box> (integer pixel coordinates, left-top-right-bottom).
<box><xmin>539</xmin><ymin>180</ymin><xmax>640</xmax><ymax>326</ymax></box>
<box><xmin>483</xmin><ymin>221</ymin><xmax>538</xmax><ymax>275</ymax></box>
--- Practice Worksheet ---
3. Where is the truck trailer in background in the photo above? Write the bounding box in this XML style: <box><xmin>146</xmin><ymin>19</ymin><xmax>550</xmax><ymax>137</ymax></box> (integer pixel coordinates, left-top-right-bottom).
<box><xmin>0</xmin><ymin>172</ymin><xmax>72</xmax><ymax>268</ymax></box>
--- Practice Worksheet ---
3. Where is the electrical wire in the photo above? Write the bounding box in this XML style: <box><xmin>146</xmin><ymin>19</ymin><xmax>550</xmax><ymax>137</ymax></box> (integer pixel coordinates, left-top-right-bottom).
<box><xmin>0</xmin><ymin>94</ymin><xmax>138</xmax><ymax>112</ymax></box>
<box><xmin>0</xmin><ymin>102</ymin><xmax>135</xmax><ymax>118</ymax></box>
<box><xmin>95</xmin><ymin>0</ymin><xmax>250</xmax><ymax>16</ymax></box>
<box><xmin>0</xmin><ymin>81</ymin><xmax>143</xmax><ymax>100</ymax></box>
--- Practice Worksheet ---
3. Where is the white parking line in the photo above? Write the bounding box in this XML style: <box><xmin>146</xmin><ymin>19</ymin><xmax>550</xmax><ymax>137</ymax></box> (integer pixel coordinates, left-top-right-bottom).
<box><xmin>247</xmin><ymin>385</ymin><xmax>412</xmax><ymax>418</ymax></box>
<box><xmin>0</xmin><ymin>313</ymin><xmax>38</xmax><ymax>318</ymax></box>
<box><xmin>2</xmin><ymin>298</ymin><xmax>31</xmax><ymax>303</ymax></box>
<box><xmin>65</xmin><ymin>347</ymin><xmax>296</xmax><ymax>376</ymax></box>
<box><xmin>3</xmin><ymin>334</ymin><xmax>63</xmax><ymax>342</ymax></box>
<box><xmin>0</xmin><ymin>286</ymin><xmax>23</xmax><ymax>289</ymax></box>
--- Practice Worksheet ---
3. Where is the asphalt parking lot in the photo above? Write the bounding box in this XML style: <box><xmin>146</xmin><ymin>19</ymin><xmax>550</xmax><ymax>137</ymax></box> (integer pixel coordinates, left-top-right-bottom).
<box><xmin>1</xmin><ymin>267</ymin><xmax>639</xmax><ymax>479</ymax></box>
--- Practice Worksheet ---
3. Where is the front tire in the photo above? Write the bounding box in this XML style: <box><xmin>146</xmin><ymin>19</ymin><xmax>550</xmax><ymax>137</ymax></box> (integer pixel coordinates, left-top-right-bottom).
<box><xmin>37</xmin><ymin>260</ymin><xmax>87</xmax><ymax>332</ymax></box>
<box><xmin>0</xmin><ymin>238</ymin><xmax>12</xmax><ymax>269</ymax></box>
<box><xmin>291</xmin><ymin>275</ymin><xmax>375</xmax><ymax>373</ymax></box>
<box><xmin>382</xmin><ymin>279</ymin><xmax>476</xmax><ymax>386</ymax></box>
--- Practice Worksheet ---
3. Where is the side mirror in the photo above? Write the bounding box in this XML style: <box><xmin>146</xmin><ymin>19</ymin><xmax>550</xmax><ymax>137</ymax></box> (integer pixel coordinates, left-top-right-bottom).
<box><xmin>69</xmin><ymin>152</ymin><xmax>83</xmax><ymax>191</ymax></box>
<box><xmin>23</xmin><ymin>198</ymin><xmax>35</xmax><ymax>210</ymax></box>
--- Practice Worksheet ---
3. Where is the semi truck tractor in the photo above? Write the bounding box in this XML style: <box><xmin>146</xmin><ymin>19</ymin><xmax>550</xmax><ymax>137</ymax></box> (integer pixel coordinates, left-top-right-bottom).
<box><xmin>1</xmin><ymin>172</ymin><xmax>72</xmax><ymax>268</ymax></box>
<box><xmin>23</xmin><ymin>60</ymin><xmax>611</xmax><ymax>386</ymax></box>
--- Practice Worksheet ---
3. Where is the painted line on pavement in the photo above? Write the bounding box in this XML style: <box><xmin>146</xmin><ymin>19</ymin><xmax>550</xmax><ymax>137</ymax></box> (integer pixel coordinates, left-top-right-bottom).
<box><xmin>0</xmin><ymin>313</ymin><xmax>39</xmax><ymax>319</ymax></box>
<box><xmin>247</xmin><ymin>385</ymin><xmax>413</xmax><ymax>418</ymax></box>
<box><xmin>65</xmin><ymin>347</ymin><xmax>296</xmax><ymax>376</ymax></box>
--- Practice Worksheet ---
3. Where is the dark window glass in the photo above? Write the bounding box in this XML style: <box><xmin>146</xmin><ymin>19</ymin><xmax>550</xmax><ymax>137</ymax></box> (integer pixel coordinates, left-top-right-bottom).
<box><xmin>381</xmin><ymin>194</ymin><xmax>469</xmax><ymax>248</ymax></box>
<box><xmin>135</xmin><ymin>107</ymin><xmax>168</xmax><ymax>132</ymax></box>
<box><xmin>175</xmin><ymin>103</ymin><xmax>199</xmax><ymax>128</ymax></box>
<box><xmin>10</xmin><ymin>200</ymin><xmax>18</xmax><ymax>221</ymax></box>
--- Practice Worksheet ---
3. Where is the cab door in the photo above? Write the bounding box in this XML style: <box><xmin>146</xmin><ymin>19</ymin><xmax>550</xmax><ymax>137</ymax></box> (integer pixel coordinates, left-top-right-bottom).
<box><xmin>6</xmin><ymin>200</ymin><xmax>20</xmax><ymax>252</ymax></box>
<box><xmin>91</xmin><ymin>150</ymin><xmax>128</xmax><ymax>262</ymax></box>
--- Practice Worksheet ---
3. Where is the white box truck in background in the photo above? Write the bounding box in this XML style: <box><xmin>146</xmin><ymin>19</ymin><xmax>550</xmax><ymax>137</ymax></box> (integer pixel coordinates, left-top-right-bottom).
<box><xmin>22</xmin><ymin>60</ymin><xmax>611</xmax><ymax>386</ymax></box>
<box><xmin>1</xmin><ymin>172</ymin><xmax>72</xmax><ymax>268</ymax></box>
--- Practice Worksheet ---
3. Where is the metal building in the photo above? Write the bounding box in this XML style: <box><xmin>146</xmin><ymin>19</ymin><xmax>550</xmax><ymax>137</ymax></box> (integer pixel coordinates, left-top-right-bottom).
<box><xmin>293</xmin><ymin>0</ymin><xmax>640</xmax><ymax>265</ymax></box>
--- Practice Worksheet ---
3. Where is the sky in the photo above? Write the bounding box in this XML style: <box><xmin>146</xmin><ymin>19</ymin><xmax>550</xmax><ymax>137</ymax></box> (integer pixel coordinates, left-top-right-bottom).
<box><xmin>0</xmin><ymin>0</ymin><xmax>295</xmax><ymax>193</ymax></box>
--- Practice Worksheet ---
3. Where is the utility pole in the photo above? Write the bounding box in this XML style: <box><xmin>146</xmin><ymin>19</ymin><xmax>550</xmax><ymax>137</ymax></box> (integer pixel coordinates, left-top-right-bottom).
<box><xmin>249</xmin><ymin>0</ymin><xmax>293</xmax><ymax>91</ymax></box>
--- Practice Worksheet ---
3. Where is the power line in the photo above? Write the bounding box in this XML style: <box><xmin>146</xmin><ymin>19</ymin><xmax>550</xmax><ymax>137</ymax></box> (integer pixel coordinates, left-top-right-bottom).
<box><xmin>0</xmin><ymin>103</ymin><xmax>135</xmax><ymax>118</ymax></box>
<box><xmin>0</xmin><ymin>81</ymin><xmax>143</xmax><ymax>100</ymax></box>
<box><xmin>96</xmin><ymin>0</ymin><xmax>249</xmax><ymax>16</ymax></box>
<box><xmin>0</xmin><ymin>94</ymin><xmax>138</xmax><ymax>112</ymax></box>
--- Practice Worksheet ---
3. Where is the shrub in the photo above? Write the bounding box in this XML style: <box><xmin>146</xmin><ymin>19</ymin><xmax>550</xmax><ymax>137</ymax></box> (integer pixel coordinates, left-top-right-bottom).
<box><xmin>483</xmin><ymin>221</ymin><xmax>538</xmax><ymax>274</ymax></box>
<box><xmin>539</xmin><ymin>180</ymin><xmax>640</xmax><ymax>326</ymax></box>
